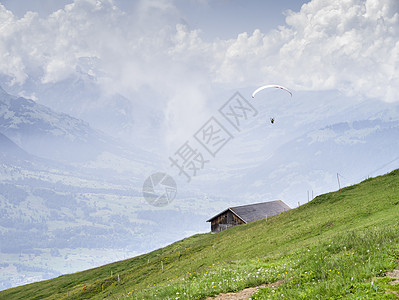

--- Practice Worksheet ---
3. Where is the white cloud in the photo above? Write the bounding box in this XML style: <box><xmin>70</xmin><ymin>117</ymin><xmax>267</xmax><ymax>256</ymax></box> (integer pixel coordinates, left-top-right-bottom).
<box><xmin>214</xmin><ymin>0</ymin><xmax>399</xmax><ymax>102</ymax></box>
<box><xmin>279</xmin><ymin>0</ymin><xmax>399</xmax><ymax>102</ymax></box>
<box><xmin>166</xmin><ymin>0</ymin><xmax>399</xmax><ymax>103</ymax></box>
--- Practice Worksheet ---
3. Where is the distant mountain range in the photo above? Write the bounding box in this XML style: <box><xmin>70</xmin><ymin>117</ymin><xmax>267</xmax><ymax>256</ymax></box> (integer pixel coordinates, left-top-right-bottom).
<box><xmin>0</xmin><ymin>132</ymin><xmax>30</xmax><ymax>161</ymax></box>
<box><xmin>0</xmin><ymin>85</ymin><xmax>123</xmax><ymax>163</ymax></box>
<box><xmin>0</xmin><ymin>86</ymin><xmax>178</xmax><ymax>290</ymax></box>
<box><xmin>242</xmin><ymin>117</ymin><xmax>399</xmax><ymax>203</ymax></box>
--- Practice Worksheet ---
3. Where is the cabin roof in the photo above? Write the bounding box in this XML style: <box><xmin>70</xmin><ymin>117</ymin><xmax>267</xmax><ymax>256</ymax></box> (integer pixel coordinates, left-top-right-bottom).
<box><xmin>206</xmin><ymin>200</ymin><xmax>291</xmax><ymax>223</ymax></box>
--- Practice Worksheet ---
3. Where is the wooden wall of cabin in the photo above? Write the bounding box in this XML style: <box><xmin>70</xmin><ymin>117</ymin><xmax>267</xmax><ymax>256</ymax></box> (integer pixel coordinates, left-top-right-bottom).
<box><xmin>210</xmin><ymin>211</ymin><xmax>245</xmax><ymax>232</ymax></box>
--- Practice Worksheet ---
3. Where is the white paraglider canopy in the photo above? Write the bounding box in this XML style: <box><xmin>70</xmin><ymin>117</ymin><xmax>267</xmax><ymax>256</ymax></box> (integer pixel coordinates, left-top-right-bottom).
<box><xmin>251</xmin><ymin>84</ymin><xmax>292</xmax><ymax>98</ymax></box>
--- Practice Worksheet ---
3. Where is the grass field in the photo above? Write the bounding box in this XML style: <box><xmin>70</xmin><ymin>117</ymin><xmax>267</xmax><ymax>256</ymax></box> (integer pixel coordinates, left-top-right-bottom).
<box><xmin>1</xmin><ymin>169</ymin><xmax>399</xmax><ymax>299</ymax></box>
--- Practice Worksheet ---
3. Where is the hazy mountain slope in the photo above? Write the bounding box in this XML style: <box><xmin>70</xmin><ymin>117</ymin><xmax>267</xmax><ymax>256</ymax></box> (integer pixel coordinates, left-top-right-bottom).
<box><xmin>245</xmin><ymin>118</ymin><xmax>399</xmax><ymax>200</ymax></box>
<box><xmin>0</xmin><ymin>87</ymin><xmax>172</xmax><ymax>290</ymax></box>
<box><xmin>0</xmin><ymin>85</ymin><xmax>112</xmax><ymax>163</ymax></box>
<box><xmin>4</xmin><ymin>74</ymin><xmax>160</xmax><ymax>150</ymax></box>
<box><xmin>191</xmin><ymin>111</ymin><xmax>399</xmax><ymax>208</ymax></box>
<box><xmin>0</xmin><ymin>132</ymin><xmax>30</xmax><ymax>162</ymax></box>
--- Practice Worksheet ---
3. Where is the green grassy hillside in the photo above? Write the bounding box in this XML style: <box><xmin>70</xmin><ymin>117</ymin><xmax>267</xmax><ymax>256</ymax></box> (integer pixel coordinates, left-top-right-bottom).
<box><xmin>2</xmin><ymin>169</ymin><xmax>399</xmax><ymax>299</ymax></box>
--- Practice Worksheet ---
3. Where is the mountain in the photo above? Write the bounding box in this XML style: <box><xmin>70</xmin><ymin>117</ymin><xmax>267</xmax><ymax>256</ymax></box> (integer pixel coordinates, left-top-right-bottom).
<box><xmin>0</xmin><ymin>132</ymin><xmax>30</xmax><ymax>162</ymax></box>
<box><xmin>0</xmin><ymin>85</ymin><xmax>115</xmax><ymax>163</ymax></box>
<box><xmin>242</xmin><ymin>117</ymin><xmax>399</xmax><ymax>202</ymax></box>
<box><xmin>0</xmin><ymin>87</ymin><xmax>179</xmax><ymax>290</ymax></box>
<box><xmin>1</xmin><ymin>168</ymin><xmax>398</xmax><ymax>299</ymax></box>
<box><xmin>0</xmin><ymin>85</ymin><xmax>161</xmax><ymax>174</ymax></box>
<box><xmin>3</xmin><ymin>73</ymin><xmax>163</xmax><ymax>151</ymax></box>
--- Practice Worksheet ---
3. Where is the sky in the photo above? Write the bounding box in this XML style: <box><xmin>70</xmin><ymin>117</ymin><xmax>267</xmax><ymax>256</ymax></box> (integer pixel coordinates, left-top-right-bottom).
<box><xmin>1</xmin><ymin>0</ymin><xmax>308</xmax><ymax>39</ymax></box>
<box><xmin>0</xmin><ymin>0</ymin><xmax>399</xmax><ymax>148</ymax></box>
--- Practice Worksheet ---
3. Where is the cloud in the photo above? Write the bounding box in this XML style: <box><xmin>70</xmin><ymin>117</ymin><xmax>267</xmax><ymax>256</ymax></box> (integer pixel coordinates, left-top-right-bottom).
<box><xmin>0</xmin><ymin>5</ymin><xmax>31</xmax><ymax>85</ymax></box>
<box><xmin>213</xmin><ymin>0</ymin><xmax>399</xmax><ymax>102</ymax></box>
<box><xmin>0</xmin><ymin>1</ymin><xmax>119</xmax><ymax>84</ymax></box>
<box><xmin>280</xmin><ymin>0</ymin><xmax>399</xmax><ymax>102</ymax></box>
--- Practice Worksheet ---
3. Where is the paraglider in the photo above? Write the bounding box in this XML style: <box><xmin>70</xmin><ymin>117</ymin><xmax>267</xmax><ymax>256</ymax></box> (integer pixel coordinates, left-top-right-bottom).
<box><xmin>251</xmin><ymin>84</ymin><xmax>292</xmax><ymax>124</ymax></box>
<box><xmin>251</xmin><ymin>84</ymin><xmax>292</xmax><ymax>98</ymax></box>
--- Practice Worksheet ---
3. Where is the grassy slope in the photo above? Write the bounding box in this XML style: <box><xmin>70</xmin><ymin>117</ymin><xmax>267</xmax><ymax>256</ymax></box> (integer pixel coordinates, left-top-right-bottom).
<box><xmin>1</xmin><ymin>169</ymin><xmax>399</xmax><ymax>299</ymax></box>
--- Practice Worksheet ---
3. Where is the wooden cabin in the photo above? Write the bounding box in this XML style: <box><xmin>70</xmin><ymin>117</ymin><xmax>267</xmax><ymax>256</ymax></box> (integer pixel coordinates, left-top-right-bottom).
<box><xmin>206</xmin><ymin>200</ymin><xmax>291</xmax><ymax>232</ymax></box>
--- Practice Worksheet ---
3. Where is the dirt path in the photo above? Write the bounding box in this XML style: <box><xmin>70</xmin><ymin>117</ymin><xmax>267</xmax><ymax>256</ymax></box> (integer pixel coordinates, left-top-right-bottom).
<box><xmin>206</xmin><ymin>280</ymin><xmax>284</xmax><ymax>300</ymax></box>
<box><xmin>387</xmin><ymin>269</ymin><xmax>399</xmax><ymax>285</ymax></box>
<box><xmin>384</xmin><ymin>268</ymin><xmax>399</xmax><ymax>298</ymax></box>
